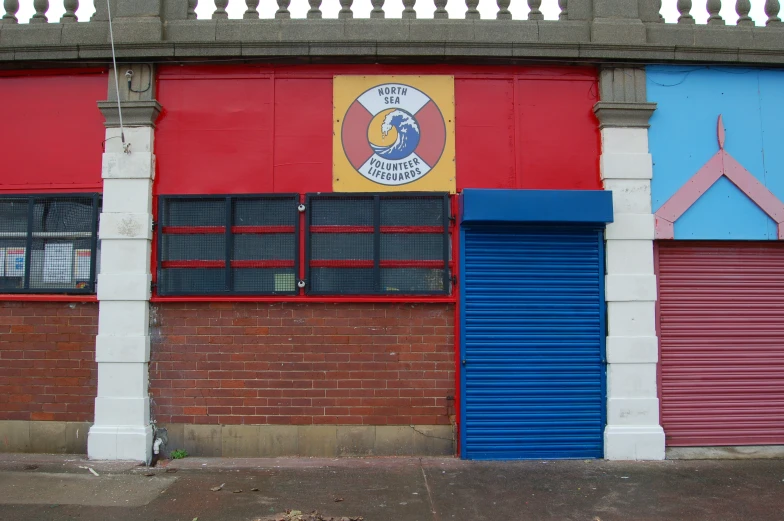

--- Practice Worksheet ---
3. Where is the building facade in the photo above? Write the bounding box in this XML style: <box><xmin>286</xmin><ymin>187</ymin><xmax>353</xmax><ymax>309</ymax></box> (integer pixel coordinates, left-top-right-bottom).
<box><xmin>0</xmin><ymin>0</ymin><xmax>783</xmax><ymax>461</ymax></box>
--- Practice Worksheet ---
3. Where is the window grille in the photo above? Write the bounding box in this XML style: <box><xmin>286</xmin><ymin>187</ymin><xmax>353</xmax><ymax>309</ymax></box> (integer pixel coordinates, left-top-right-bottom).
<box><xmin>157</xmin><ymin>195</ymin><xmax>299</xmax><ymax>296</ymax></box>
<box><xmin>306</xmin><ymin>193</ymin><xmax>450</xmax><ymax>295</ymax></box>
<box><xmin>0</xmin><ymin>194</ymin><xmax>100</xmax><ymax>294</ymax></box>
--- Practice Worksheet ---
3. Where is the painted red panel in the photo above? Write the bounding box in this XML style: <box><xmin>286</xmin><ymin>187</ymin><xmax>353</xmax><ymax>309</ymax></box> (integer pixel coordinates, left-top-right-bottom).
<box><xmin>657</xmin><ymin>242</ymin><xmax>784</xmax><ymax>446</ymax></box>
<box><xmin>155</xmin><ymin>73</ymin><xmax>274</xmax><ymax>195</ymax></box>
<box><xmin>273</xmin><ymin>78</ymin><xmax>333</xmax><ymax>193</ymax></box>
<box><xmin>0</xmin><ymin>70</ymin><xmax>107</xmax><ymax>193</ymax></box>
<box><xmin>155</xmin><ymin>65</ymin><xmax>601</xmax><ymax>195</ymax></box>
<box><xmin>342</xmin><ymin>101</ymin><xmax>374</xmax><ymax>171</ymax></box>
<box><xmin>516</xmin><ymin>79</ymin><xmax>601</xmax><ymax>190</ymax></box>
<box><xmin>455</xmin><ymin>79</ymin><xmax>517</xmax><ymax>190</ymax></box>
<box><xmin>416</xmin><ymin>101</ymin><xmax>447</xmax><ymax>168</ymax></box>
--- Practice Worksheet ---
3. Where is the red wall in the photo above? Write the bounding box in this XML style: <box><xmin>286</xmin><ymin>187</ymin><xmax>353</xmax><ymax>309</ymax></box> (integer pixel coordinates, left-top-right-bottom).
<box><xmin>0</xmin><ymin>70</ymin><xmax>107</xmax><ymax>193</ymax></box>
<box><xmin>155</xmin><ymin>65</ymin><xmax>601</xmax><ymax>195</ymax></box>
<box><xmin>150</xmin><ymin>302</ymin><xmax>454</xmax><ymax>426</ymax></box>
<box><xmin>0</xmin><ymin>302</ymin><xmax>98</xmax><ymax>422</ymax></box>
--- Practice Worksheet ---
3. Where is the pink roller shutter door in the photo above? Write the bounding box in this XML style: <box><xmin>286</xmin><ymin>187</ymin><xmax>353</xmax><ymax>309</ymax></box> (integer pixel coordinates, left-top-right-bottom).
<box><xmin>657</xmin><ymin>242</ymin><xmax>784</xmax><ymax>446</ymax></box>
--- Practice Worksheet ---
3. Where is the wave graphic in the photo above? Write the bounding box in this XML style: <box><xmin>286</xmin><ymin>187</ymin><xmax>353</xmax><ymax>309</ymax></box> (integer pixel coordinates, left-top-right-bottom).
<box><xmin>370</xmin><ymin>110</ymin><xmax>421</xmax><ymax>160</ymax></box>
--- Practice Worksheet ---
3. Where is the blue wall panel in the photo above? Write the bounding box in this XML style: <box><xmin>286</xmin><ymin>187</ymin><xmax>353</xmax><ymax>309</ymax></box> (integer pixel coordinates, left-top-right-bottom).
<box><xmin>677</xmin><ymin>177</ymin><xmax>776</xmax><ymax>240</ymax></box>
<box><xmin>647</xmin><ymin>66</ymin><xmax>784</xmax><ymax>240</ymax></box>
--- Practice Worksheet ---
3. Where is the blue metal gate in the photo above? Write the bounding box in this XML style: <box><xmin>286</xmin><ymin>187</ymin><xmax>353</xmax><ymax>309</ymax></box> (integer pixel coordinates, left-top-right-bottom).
<box><xmin>460</xmin><ymin>225</ymin><xmax>606</xmax><ymax>460</ymax></box>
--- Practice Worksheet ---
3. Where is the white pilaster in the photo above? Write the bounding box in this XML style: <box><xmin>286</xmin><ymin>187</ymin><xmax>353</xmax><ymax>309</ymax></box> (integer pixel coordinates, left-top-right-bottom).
<box><xmin>595</xmin><ymin>72</ymin><xmax>665</xmax><ymax>460</ymax></box>
<box><xmin>88</xmin><ymin>85</ymin><xmax>159</xmax><ymax>461</ymax></box>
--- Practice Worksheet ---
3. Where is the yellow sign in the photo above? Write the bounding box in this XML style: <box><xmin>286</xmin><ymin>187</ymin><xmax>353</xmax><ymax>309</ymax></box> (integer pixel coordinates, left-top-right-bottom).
<box><xmin>334</xmin><ymin>76</ymin><xmax>455</xmax><ymax>193</ymax></box>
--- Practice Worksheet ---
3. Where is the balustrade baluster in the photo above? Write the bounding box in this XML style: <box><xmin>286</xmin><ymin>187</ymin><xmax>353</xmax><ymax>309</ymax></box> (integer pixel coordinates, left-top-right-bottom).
<box><xmin>677</xmin><ymin>0</ymin><xmax>695</xmax><ymax>23</ymax></box>
<box><xmin>496</xmin><ymin>0</ymin><xmax>511</xmax><ymax>19</ymax></box>
<box><xmin>61</xmin><ymin>0</ymin><xmax>78</xmax><ymax>22</ymax></box>
<box><xmin>308</xmin><ymin>0</ymin><xmax>322</xmax><ymax>18</ymax></box>
<box><xmin>765</xmin><ymin>0</ymin><xmax>782</xmax><ymax>24</ymax></box>
<box><xmin>735</xmin><ymin>0</ymin><xmax>752</xmax><ymax>25</ymax></box>
<box><xmin>465</xmin><ymin>0</ymin><xmax>479</xmax><ymax>19</ymax></box>
<box><xmin>213</xmin><ymin>0</ymin><xmax>228</xmax><ymax>19</ymax></box>
<box><xmin>558</xmin><ymin>0</ymin><xmax>568</xmax><ymax>20</ymax></box>
<box><xmin>31</xmin><ymin>0</ymin><xmax>48</xmax><ymax>23</ymax></box>
<box><xmin>2</xmin><ymin>0</ymin><xmax>19</xmax><ymax>23</ymax></box>
<box><xmin>276</xmin><ymin>0</ymin><xmax>291</xmax><ymax>19</ymax></box>
<box><xmin>187</xmin><ymin>0</ymin><xmax>198</xmax><ymax>19</ymax></box>
<box><xmin>528</xmin><ymin>0</ymin><xmax>543</xmax><ymax>20</ymax></box>
<box><xmin>434</xmin><ymin>0</ymin><xmax>448</xmax><ymax>19</ymax></box>
<box><xmin>707</xmin><ymin>0</ymin><xmax>724</xmax><ymax>24</ymax></box>
<box><xmin>370</xmin><ymin>0</ymin><xmax>385</xmax><ymax>19</ymax></box>
<box><xmin>244</xmin><ymin>0</ymin><xmax>260</xmax><ymax>18</ymax></box>
<box><xmin>339</xmin><ymin>0</ymin><xmax>353</xmax><ymax>18</ymax></box>
<box><xmin>656</xmin><ymin>0</ymin><xmax>664</xmax><ymax>21</ymax></box>
<box><xmin>403</xmin><ymin>0</ymin><xmax>416</xmax><ymax>18</ymax></box>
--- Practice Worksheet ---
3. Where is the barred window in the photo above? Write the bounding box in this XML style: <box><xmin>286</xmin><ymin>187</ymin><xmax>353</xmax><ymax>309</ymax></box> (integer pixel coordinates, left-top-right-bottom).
<box><xmin>306</xmin><ymin>193</ymin><xmax>450</xmax><ymax>295</ymax></box>
<box><xmin>0</xmin><ymin>194</ymin><xmax>100</xmax><ymax>294</ymax></box>
<box><xmin>157</xmin><ymin>195</ymin><xmax>299</xmax><ymax>296</ymax></box>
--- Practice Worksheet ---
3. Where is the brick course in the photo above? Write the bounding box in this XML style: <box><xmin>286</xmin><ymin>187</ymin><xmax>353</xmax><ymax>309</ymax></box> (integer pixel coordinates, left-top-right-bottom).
<box><xmin>150</xmin><ymin>302</ymin><xmax>455</xmax><ymax>426</ymax></box>
<box><xmin>0</xmin><ymin>302</ymin><xmax>98</xmax><ymax>422</ymax></box>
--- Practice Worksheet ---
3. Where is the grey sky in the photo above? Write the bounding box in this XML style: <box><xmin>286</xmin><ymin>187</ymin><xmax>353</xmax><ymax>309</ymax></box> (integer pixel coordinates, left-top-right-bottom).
<box><xmin>10</xmin><ymin>0</ymin><xmax>771</xmax><ymax>25</ymax></box>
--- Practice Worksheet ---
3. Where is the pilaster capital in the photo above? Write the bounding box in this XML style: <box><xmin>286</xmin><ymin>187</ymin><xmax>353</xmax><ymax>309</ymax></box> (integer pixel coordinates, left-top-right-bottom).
<box><xmin>594</xmin><ymin>102</ymin><xmax>657</xmax><ymax>129</ymax></box>
<box><xmin>97</xmin><ymin>100</ymin><xmax>162</xmax><ymax>128</ymax></box>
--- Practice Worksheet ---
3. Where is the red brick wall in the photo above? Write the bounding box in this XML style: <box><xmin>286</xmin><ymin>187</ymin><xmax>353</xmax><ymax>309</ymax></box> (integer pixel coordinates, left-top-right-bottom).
<box><xmin>0</xmin><ymin>302</ymin><xmax>98</xmax><ymax>422</ymax></box>
<box><xmin>150</xmin><ymin>302</ymin><xmax>455</xmax><ymax>426</ymax></box>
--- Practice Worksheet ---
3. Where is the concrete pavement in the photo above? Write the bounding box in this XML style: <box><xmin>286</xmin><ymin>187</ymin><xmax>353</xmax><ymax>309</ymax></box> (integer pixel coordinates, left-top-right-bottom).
<box><xmin>0</xmin><ymin>454</ymin><xmax>782</xmax><ymax>520</ymax></box>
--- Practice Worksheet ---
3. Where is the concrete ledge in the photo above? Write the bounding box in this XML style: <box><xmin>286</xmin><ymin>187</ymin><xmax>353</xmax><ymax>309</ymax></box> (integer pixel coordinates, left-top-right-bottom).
<box><xmin>666</xmin><ymin>446</ymin><xmax>784</xmax><ymax>460</ymax></box>
<box><xmin>2</xmin><ymin>19</ymin><xmax>784</xmax><ymax>65</ymax></box>
<box><xmin>164</xmin><ymin>424</ymin><xmax>454</xmax><ymax>458</ymax></box>
<box><xmin>0</xmin><ymin>421</ymin><xmax>92</xmax><ymax>454</ymax></box>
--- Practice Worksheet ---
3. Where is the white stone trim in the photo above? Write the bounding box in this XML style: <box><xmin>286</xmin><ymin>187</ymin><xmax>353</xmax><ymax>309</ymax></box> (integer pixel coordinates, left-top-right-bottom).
<box><xmin>97</xmin><ymin>273</ymin><xmax>152</xmax><ymax>301</ymax></box>
<box><xmin>102</xmin><ymin>179</ymin><xmax>153</xmax><ymax>214</ymax></box>
<box><xmin>605</xmin><ymin>274</ymin><xmax>657</xmax><ymax>302</ymax></box>
<box><xmin>102</xmin><ymin>152</ymin><xmax>155</xmax><ymax>180</ymax></box>
<box><xmin>88</xmin><ymin>123</ymin><xmax>156</xmax><ymax>463</ymax></box>
<box><xmin>601</xmin><ymin>153</ymin><xmax>653</xmax><ymax>180</ymax></box>
<box><xmin>605</xmin><ymin>426</ymin><xmax>665</xmax><ymax>460</ymax></box>
<box><xmin>605</xmin><ymin>213</ymin><xmax>654</xmax><ymax>240</ymax></box>
<box><xmin>601</xmin><ymin>119</ymin><xmax>664</xmax><ymax>460</ymax></box>
<box><xmin>99</xmin><ymin>213</ymin><xmax>153</xmax><ymax>241</ymax></box>
<box><xmin>95</xmin><ymin>336</ymin><xmax>150</xmax><ymax>363</ymax></box>
<box><xmin>606</xmin><ymin>336</ymin><xmax>658</xmax><ymax>363</ymax></box>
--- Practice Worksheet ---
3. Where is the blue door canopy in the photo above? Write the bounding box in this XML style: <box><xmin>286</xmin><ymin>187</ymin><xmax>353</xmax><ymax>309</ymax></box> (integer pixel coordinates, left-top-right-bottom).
<box><xmin>461</xmin><ymin>189</ymin><xmax>614</xmax><ymax>225</ymax></box>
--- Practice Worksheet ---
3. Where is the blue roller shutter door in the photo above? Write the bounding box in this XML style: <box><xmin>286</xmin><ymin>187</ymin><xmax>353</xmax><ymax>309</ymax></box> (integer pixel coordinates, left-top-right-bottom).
<box><xmin>461</xmin><ymin>225</ymin><xmax>606</xmax><ymax>460</ymax></box>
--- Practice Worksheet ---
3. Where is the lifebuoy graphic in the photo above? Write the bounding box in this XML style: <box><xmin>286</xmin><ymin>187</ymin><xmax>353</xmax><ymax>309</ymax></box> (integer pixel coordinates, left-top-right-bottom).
<box><xmin>342</xmin><ymin>83</ymin><xmax>447</xmax><ymax>186</ymax></box>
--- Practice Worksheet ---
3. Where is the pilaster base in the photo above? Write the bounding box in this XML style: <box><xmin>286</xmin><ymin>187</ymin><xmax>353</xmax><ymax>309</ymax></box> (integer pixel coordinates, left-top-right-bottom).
<box><xmin>604</xmin><ymin>425</ymin><xmax>665</xmax><ymax>460</ymax></box>
<box><xmin>87</xmin><ymin>424</ymin><xmax>153</xmax><ymax>462</ymax></box>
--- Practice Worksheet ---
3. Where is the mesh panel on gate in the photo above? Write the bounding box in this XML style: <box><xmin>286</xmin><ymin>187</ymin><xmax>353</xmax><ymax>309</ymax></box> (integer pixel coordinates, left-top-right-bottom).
<box><xmin>160</xmin><ymin>197</ymin><xmax>226</xmax><ymax>294</ymax></box>
<box><xmin>307</xmin><ymin>194</ymin><xmax>449</xmax><ymax>296</ymax></box>
<box><xmin>308</xmin><ymin>195</ymin><xmax>375</xmax><ymax>294</ymax></box>
<box><xmin>158</xmin><ymin>195</ymin><xmax>298</xmax><ymax>295</ymax></box>
<box><xmin>230</xmin><ymin>197</ymin><xmax>297</xmax><ymax>294</ymax></box>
